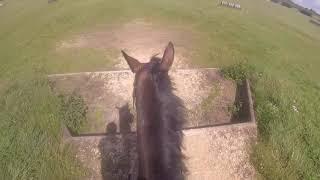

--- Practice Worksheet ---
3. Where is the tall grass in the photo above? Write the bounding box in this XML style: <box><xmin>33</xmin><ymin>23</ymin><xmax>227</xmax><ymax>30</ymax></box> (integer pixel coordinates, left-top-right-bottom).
<box><xmin>0</xmin><ymin>74</ymin><xmax>85</xmax><ymax>179</ymax></box>
<box><xmin>252</xmin><ymin>76</ymin><xmax>320</xmax><ymax>179</ymax></box>
<box><xmin>222</xmin><ymin>62</ymin><xmax>320</xmax><ymax>179</ymax></box>
<box><xmin>0</xmin><ymin>0</ymin><xmax>320</xmax><ymax>179</ymax></box>
<box><xmin>59</xmin><ymin>93</ymin><xmax>88</xmax><ymax>135</ymax></box>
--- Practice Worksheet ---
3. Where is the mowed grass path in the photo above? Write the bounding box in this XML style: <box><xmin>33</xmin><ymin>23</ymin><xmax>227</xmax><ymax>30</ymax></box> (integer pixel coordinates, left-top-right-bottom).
<box><xmin>1</xmin><ymin>0</ymin><xmax>320</xmax><ymax>179</ymax></box>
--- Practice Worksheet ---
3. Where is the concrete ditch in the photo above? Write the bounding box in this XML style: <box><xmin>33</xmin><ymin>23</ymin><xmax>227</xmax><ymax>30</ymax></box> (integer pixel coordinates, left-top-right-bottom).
<box><xmin>49</xmin><ymin>68</ymin><xmax>257</xmax><ymax>180</ymax></box>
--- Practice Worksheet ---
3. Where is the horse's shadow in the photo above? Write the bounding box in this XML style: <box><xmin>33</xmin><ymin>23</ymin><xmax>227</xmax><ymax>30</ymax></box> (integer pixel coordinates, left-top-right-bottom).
<box><xmin>98</xmin><ymin>103</ymin><xmax>136</xmax><ymax>180</ymax></box>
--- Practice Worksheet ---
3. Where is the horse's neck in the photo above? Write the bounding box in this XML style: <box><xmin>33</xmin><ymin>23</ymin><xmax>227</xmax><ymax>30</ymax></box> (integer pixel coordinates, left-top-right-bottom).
<box><xmin>136</xmin><ymin>74</ymin><xmax>184</xmax><ymax>180</ymax></box>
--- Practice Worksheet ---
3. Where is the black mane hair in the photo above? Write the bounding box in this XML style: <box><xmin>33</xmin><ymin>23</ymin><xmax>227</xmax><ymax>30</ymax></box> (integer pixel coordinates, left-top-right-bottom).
<box><xmin>134</xmin><ymin>56</ymin><xmax>186</xmax><ymax>180</ymax></box>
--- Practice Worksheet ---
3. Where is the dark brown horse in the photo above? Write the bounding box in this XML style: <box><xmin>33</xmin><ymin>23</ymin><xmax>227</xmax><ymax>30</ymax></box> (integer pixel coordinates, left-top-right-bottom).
<box><xmin>122</xmin><ymin>42</ymin><xmax>186</xmax><ymax>180</ymax></box>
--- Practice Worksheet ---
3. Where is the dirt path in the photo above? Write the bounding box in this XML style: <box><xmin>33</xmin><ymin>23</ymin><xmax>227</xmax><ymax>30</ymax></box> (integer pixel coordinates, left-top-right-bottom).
<box><xmin>57</xmin><ymin>19</ymin><xmax>200</xmax><ymax>70</ymax></box>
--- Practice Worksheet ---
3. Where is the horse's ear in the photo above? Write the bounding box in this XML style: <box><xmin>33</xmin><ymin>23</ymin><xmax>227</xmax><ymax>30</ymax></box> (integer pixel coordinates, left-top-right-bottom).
<box><xmin>121</xmin><ymin>50</ymin><xmax>142</xmax><ymax>73</ymax></box>
<box><xmin>160</xmin><ymin>42</ymin><xmax>174</xmax><ymax>71</ymax></box>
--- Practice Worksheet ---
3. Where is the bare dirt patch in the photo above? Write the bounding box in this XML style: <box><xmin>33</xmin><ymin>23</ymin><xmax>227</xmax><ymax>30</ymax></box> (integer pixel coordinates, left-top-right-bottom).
<box><xmin>57</xmin><ymin>19</ymin><xmax>199</xmax><ymax>69</ymax></box>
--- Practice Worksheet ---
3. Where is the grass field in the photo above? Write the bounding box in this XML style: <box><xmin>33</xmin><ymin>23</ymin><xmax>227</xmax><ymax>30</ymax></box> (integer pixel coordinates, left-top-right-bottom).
<box><xmin>1</xmin><ymin>0</ymin><xmax>320</xmax><ymax>179</ymax></box>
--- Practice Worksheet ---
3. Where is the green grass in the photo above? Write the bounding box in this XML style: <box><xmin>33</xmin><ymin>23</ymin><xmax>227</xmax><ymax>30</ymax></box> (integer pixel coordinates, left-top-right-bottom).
<box><xmin>221</xmin><ymin>61</ymin><xmax>255</xmax><ymax>84</ymax></box>
<box><xmin>1</xmin><ymin>0</ymin><xmax>320</xmax><ymax>179</ymax></box>
<box><xmin>59</xmin><ymin>93</ymin><xmax>87</xmax><ymax>135</ymax></box>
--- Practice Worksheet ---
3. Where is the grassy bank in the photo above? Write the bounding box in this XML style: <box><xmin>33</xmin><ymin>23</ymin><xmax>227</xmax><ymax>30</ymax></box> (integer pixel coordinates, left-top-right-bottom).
<box><xmin>0</xmin><ymin>0</ymin><xmax>320</xmax><ymax>179</ymax></box>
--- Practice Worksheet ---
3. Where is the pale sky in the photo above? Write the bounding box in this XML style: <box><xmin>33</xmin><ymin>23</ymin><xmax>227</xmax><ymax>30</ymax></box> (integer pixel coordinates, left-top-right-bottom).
<box><xmin>293</xmin><ymin>0</ymin><xmax>320</xmax><ymax>13</ymax></box>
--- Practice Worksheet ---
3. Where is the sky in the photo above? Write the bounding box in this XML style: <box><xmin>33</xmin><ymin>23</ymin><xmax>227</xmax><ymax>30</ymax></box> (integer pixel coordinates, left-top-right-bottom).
<box><xmin>293</xmin><ymin>0</ymin><xmax>320</xmax><ymax>13</ymax></box>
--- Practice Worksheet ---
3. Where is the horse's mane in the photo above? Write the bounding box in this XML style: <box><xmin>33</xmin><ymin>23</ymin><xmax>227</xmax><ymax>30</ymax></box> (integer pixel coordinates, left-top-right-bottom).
<box><xmin>150</xmin><ymin>56</ymin><xmax>187</xmax><ymax>179</ymax></box>
<box><xmin>131</xmin><ymin>54</ymin><xmax>186</xmax><ymax>179</ymax></box>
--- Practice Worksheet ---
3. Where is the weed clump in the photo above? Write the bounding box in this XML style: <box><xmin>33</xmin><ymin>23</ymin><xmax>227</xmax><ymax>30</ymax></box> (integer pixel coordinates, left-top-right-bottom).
<box><xmin>221</xmin><ymin>62</ymin><xmax>255</xmax><ymax>84</ymax></box>
<box><xmin>59</xmin><ymin>92</ymin><xmax>87</xmax><ymax>135</ymax></box>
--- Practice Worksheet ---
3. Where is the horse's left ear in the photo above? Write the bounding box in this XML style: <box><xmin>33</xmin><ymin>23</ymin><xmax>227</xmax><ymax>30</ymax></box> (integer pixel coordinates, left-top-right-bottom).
<box><xmin>122</xmin><ymin>50</ymin><xmax>142</xmax><ymax>73</ymax></box>
<box><xmin>160</xmin><ymin>42</ymin><xmax>174</xmax><ymax>71</ymax></box>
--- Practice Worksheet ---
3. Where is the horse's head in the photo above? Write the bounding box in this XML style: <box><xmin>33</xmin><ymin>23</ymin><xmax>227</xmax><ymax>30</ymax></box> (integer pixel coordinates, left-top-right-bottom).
<box><xmin>122</xmin><ymin>42</ymin><xmax>175</xmax><ymax>107</ymax></box>
<box><xmin>122</xmin><ymin>41</ymin><xmax>174</xmax><ymax>82</ymax></box>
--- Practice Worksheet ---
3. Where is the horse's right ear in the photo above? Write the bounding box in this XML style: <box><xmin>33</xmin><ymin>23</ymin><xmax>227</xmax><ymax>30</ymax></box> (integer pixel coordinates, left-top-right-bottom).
<box><xmin>121</xmin><ymin>50</ymin><xmax>142</xmax><ymax>73</ymax></box>
<box><xmin>160</xmin><ymin>42</ymin><xmax>174</xmax><ymax>71</ymax></box>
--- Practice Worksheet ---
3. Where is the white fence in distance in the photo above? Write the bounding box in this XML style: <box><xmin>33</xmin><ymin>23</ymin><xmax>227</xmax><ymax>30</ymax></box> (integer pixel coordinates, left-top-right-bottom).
<box><xmin>220</xmin><ymin>1</ymin><xmax>241</xmax><ymax>9</ymax></box>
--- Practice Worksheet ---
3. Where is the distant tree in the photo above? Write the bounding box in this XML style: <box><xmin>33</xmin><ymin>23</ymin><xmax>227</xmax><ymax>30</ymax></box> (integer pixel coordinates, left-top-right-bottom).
<box><xmin>281</xmin><ymin>2</ymin><xmax>292</xmax><ymax>8</ymax></box>
<box><xmin>300</xmin><ymin>8</ymin><xmax>312</xmax><ymax>17</ymax></box>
